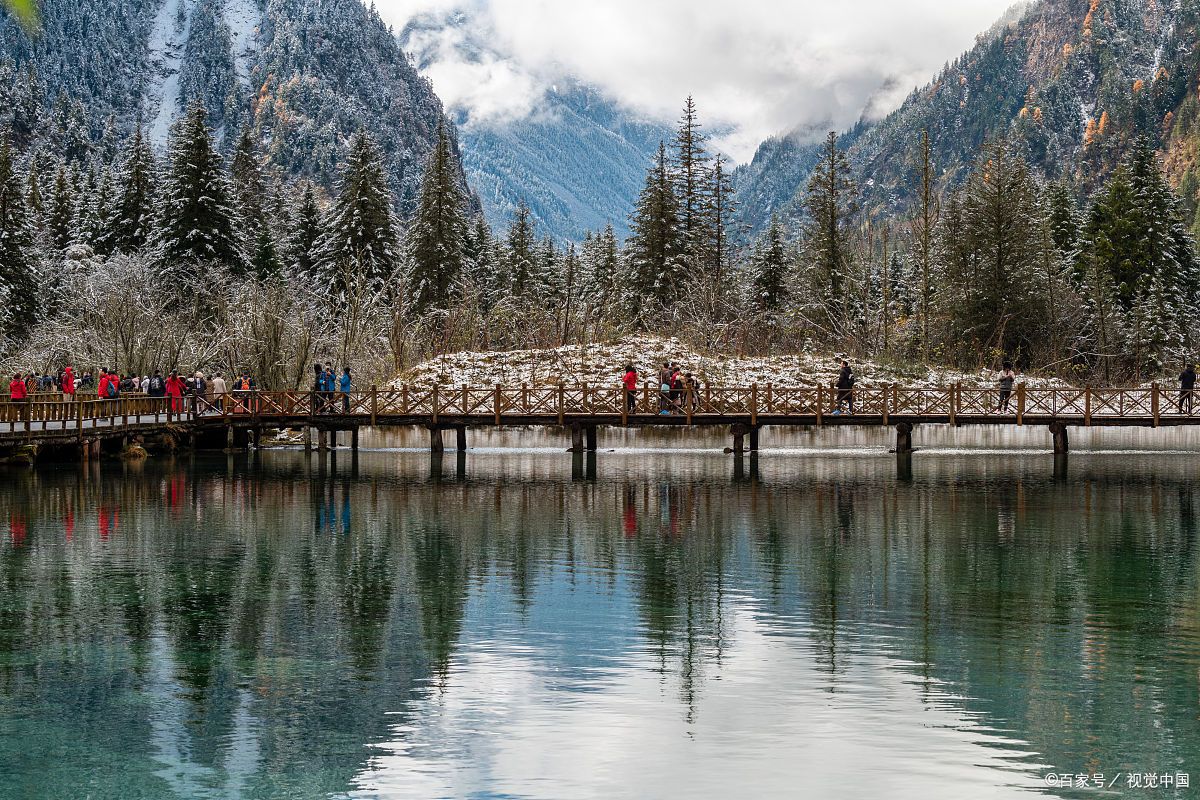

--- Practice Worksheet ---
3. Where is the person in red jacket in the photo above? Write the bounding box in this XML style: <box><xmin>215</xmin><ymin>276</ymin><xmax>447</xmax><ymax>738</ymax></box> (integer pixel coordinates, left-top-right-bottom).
<box><xmin>97</xmin><ymin>369</ymin><xmax>110</xmax><ymax>400</ymax></box>
<box><xmin>9</xmin><ymin>373</ymin><xmax>27</xmax><ymax>401</ymax></box>
<box><xmin>62</xmin><ymin>365</ymin><xmax>75</xmax><ymax>401</ymax></box>
<box><xmin>165</xmin><ymin>370</ymin><xmax>186</xmax><ymax>413</ymax></box>
<box><xmin>622</xmin><ymin>364</ymin><xmax>638</xmax><ymax>413</ymax></box>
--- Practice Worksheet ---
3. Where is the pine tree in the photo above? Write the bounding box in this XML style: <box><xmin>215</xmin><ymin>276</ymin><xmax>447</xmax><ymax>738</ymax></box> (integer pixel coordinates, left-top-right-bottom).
<box><xmin>24</xmin><ymin>161</ymin><xmax>43</xmax><ymax>231</ymax></box>
<box><xmin>937</xmin><ymin>139</ymin><xmax>1044</xmax><ymax>359</ymax></box>
<box><xmin>102</xmin><ymin>126</ymin><xmax>156</xmax><ymax>255</ymax></box>
<box><xmin>48</xmin><ymin>165</ymin><xmax>74</xmax><ymax>251</ymax></box>
<box><xmin>80</xmin><ymin>167</ymin><xmax>114</xmax><ymax>249</ymax></box>
<box><xmin>503</xmin><ymin>201</ymin><xmax>537</xmax><ymax>299</ymax></box>
<box><xmin>406</xmin><ymin>123</ymin><xmax>469</xmax><ymax>316</ymax></box>
<box><xmin>154</xmin><ymin>103</ymin><xmax>246</xmax><ymax>277</ymax></box>
<box><xmin>251</xmin><ymin>229</ymin><xmax>282</xmax><ymax>281</ymax></box>
<box><xmin>748</xmin><ymin>216</ymin><xmax>790</xmax><ymax>312</ymax></box>
<box><xmin>463</xmin><ymin>214</ymin><xmax>500</xmax><ymax>309</ymax></box>
<box><xmin>179</xmin><ymin>0</ymin><xmax>236</xmax><ymax>128</ymax></box>
<box><xmin>626</xmin><ymin>142</ymin><xmax>684</xmax><ymax>313</ymax></box>
<box><xmin>0</xmin><ymin>137</ymin><xmax>39</xmax><ymax>343</ymax></box>
<box><xmin>231</xmin><ymin>124</ymin><xmax>267</xmax><ymax>238</ymax></box>
<box><xmin>1046</xmin><ymin>182</ymin><xmax>1080</xmax><ymax>262</ymax></box>
<box><xmin>671</xmin><ymin>96</ymin><xmax>710</xmax><ymax>262</ymax></box>
<box><xmin>804</xmin><ymin>131</ymin><xmax>858</xmax><ymax>327</ymax></box>
<box><xmin>911</xmin><ymin>130</ymin><xmax>939</xmax><ymax>360</ymax></box>
<box><xmin>288</xmin><ymin>182</ymin><xmax>323</xmax><ymax>280</ymax></box>
<box><xmin>313</xmin><ymin>131</ymin><xmax>402</xmax><ymax>302</ymax></box>
<box><xmin>702</xmin><ymin>153</ymin><xmax>737</xmax><ymax>293</ymax></box>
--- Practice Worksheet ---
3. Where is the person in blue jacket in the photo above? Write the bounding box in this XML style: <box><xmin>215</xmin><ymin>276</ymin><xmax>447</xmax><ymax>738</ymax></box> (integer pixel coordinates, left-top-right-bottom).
<box><xmin>339</xmin><ymin>367</ymin><xmax>352</xmax><ymax>413</ymax></box>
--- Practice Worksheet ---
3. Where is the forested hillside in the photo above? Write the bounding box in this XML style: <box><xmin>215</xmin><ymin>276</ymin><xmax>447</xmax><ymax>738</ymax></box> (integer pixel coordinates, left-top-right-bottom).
<box><xmin>737</xmin><ymin>0</ymin><xmax>1200</xmax><ymax>235</ymax></box>
<box><xmin>0</xmin><ymin>0</ymin><xmax>473</xmax><ymax>217</ymax></box>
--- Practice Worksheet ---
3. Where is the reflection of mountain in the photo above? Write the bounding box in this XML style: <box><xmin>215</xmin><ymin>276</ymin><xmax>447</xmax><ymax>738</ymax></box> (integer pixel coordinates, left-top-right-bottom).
<box><xmin>0</xmin><ymin>454</ymin><xmax>1197</xmax><ymax>797</ymax></box>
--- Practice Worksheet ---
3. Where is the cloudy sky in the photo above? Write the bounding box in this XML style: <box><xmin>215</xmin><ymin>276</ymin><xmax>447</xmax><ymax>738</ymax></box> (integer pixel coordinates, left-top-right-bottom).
<box><xmin>374</xmin><ymin>0</ymin><xmax>1020</xmax><ymax>162</ymax></box>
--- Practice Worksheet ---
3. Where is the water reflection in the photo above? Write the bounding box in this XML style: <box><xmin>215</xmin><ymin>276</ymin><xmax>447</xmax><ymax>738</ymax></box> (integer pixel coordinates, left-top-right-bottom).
<box><xmin>0</xmin><ymin>450</ymin><xmax>1196</xmax><ymax>799</ymax></box>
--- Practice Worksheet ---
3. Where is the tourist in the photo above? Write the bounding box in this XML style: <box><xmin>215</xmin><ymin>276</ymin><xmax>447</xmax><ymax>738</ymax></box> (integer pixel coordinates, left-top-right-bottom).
<box><xmin>1180</xmin><ymin>363</ymin><xmax>1196</xmax><ymax>415</ymax></box>
<box><xmin>139</xmin><ymin>374</ymin><xmax>150</xmax><ymax>394</ymax></box>
<box><xmin>312</xmin><ymin>363</ymin><xmax>326</xmax><ymax>413</ymax></box>
<box><xmin>8</xmin><ymin>373</ymin><xmax>27</xmax><ymax>401</ymax></box>
<box><xmin>148</xmin><ymin>370</ymin><xmax>166</xmax><ymax>398</ymax></box>
<box><xmin>834</xmin><ymin>360</ymin><xmax>854</xmax><ymax>414</ymax></box>
<box><xmin>210</xmin><ymin>372</ymin><xmax>228</xmax><ymax>413</ymax></box>
<box><xmin>190</xmin><ymin>371</ymin><xmax>207</xmax><ymax>413</ymax></box>
<box><xmin>61</xmin><ymin>365</ymin><xmax>75</xmax><ymax>402</ymax></box>
<box><xmin>165</xmin><ymin>371</ymin><xmax>186</xmax><ymax>413</ymax></box>
<box><xmin>622</xmin><ymin>364</ymin><xmax>638</xmax><ymax>413</ymax></box>
<box><xmin>996</xmin><ymin>361</ymin><xmax>1017</xmax><ymax>413</ymax></box>
<box><xmin>323</xmin><ymin>363</ymin><xmax>336</xmax><ymax>412</ymax></box>
<box><xmin>685</xmin><ymin>372</ymin><xmax>700</xmax><ymax>413</ymax></box>
<box><xmin>99</xmin><ymin>369</ymin><xmax>119</xmax><ymax>400</ymax></box>
<box><xmin>339</xmin><ymin>367</ymin><xmax>352</xmax><ymax>413</ymax></box>
<box><xmin>669</xmin><ymin>363</ymin><xmax>684</xmax><ymax>414</ymax></box>
<box><xmin>79</xmin><ymin>371</ymin><xmax>93</xmax><ymax>391</ymax></box>
<box><xmin>233</xmin><ymin>371</ymin><xmax>255</xmax><ymax>413</ymax></box>
<box><xmin>658</xmin><ymin>362</ymin><xmax>671</xmax><ymax>414</ymax></box>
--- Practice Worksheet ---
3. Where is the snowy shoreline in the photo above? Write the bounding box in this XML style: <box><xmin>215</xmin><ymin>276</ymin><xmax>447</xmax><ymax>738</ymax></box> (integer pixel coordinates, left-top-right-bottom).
<box><xmin>394</xmin><ymin>336</ymin><xmax>1070</xmax><ymax>390</ymax></box>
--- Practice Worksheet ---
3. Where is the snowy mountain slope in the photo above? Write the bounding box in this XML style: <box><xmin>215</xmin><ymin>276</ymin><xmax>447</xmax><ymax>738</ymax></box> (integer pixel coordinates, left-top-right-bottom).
<box><xmin>399</xmin><ymin>9</ymin><xmax>671</xmax><ymax>242</ymax></box>
<box><xmin>0</xmin><ymin>0</ymin><xmax>473</xmax><ymax>218</ymax></box>
<box><xmin>735</xmin><ymin>0</ymin><xmax>1200</xmax><ymax>234</ymax></box>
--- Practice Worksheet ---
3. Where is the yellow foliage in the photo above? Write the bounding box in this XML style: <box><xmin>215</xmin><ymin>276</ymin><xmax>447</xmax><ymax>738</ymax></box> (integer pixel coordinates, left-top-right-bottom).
<box><xmin>1033</xmin><ymin>107</ymin><xmax>1043</xmax><ymax>123</ymax></box>
<box><xmin>1019</xmin><ymin>107</ymin><xmax>1029</xmax><ymax>118</ymax></box>
<box><xmin>1083</xmin><ymin>118</ymin><xmax>1098</xmax><ymax>147</ymax></box>
<box><xmin>1063</xmin><ymin>43</ymin><xmax>1073</xmax><ymax>59</ymax></box>
<box><xmin>1133</xmin><ymin>79</ymin><xmax>1145</xmax><ymax>93</ymax></box>
<box><xmin>1098</xmin><ymin>110</ymin><xmax>1110</xmax><ymax>135</ymax></box>
<box><xmin>2</xmin><ymin>0</ymin><xmax>37</xmax><ymax>30</ymax></box>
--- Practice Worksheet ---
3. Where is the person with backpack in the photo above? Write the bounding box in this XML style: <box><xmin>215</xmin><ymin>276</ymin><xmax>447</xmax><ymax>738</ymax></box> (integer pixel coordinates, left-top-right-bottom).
<box><xmin>834</xmin><ymin>360</ymin><xmax>855</xmax><ymax>415</ymax></box>
<box><xmin>339</xmin><ymin>367</ymin><xmax>353</xmax><ymax>413</ymax></box>
<box><xmin>165</xmin><ymin>371</ymin><xmax>187</xmax><ymax>413</ymax></box>
<box><xmin>233</xmin><ymin>372</ymin><xmax>255</xmax><ymax>413</ymax></box>
<box><xmin>658</xmin><ymin>362</ymin><xmax>671</xmax><ymax>415</ymax></box>
<box><xmin>996</xmin><ymin>361</ymin><xmax>1017</xmax><ymax>413</ymax></box>
<box><xmin>323</xmin><ymin>364</ymin><xmax>336</xmax><ymax>413</ymax></box>
<box><xmin>622</xmin><ymin>365</ymin><xmax>638</xmax><ymax>413</ymax></box>
<box><xmin>147</xmin><ymin>370</ymin><xmax>166</xmax><ymax>399</ymax></box>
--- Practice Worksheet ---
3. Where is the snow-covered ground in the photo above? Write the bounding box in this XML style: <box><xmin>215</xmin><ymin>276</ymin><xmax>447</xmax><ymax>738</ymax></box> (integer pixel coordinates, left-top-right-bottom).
<box><xmin>144</xmin><ymin>0</ymin><xmax>198</xmax><ymax>148</ymax></box>
<box><xmin>393</xmin><ymin>336</ymin><xmax>1067</xmax><ymax>389</ymax></box>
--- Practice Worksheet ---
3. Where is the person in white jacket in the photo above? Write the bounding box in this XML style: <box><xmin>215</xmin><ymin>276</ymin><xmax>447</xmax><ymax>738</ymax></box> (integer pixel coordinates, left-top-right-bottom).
<box><xmin>210</xmin><ymin>373</ymin><xmax>229</xmax><ymax>413</ymax></box>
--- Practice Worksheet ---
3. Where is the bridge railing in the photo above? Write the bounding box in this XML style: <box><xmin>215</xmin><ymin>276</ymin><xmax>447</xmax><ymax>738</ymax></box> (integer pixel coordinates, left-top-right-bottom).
<box><xmin>1</xmin><ymin>396</ymin><xmax>189</xmax><ymax>434</ymax></box>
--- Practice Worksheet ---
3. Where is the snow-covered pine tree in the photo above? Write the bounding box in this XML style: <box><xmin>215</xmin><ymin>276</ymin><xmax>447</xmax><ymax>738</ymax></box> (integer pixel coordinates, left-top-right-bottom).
<box><xmin>80</xmin><ymin>166</ymin><xmax>114</xmax><ymax>249</ymax></box>
<box><xmin>154</xmin><ymin>103</ymin><xmax>246</xmax><ymax>280</ymax></box>
<box><xmin>406</xmin><ymin>123</ymin><xmax>469</xmax><ymax>317</ymax></box>
<box><xmin>462</xmin><ymin>214</ymin><xmax>499</xmax><ymax>309</ymax></box>
<box><xmin>288</xmin><ymin>182</ymin><xmax>323</xmax><ymax>281</ymax></box>
<box><xmin>48</xmin><ymin>165</ymin><xmax>74</xmax><ymax>252</ymax></box>
<box><xmin>748</xmin><ymin>216</ymin><xmax>790</xmax><ymax>312</ymax></box>
<box><xmin>312</xmin><ymin>130</ymin><xmax>402</xmax><ymax>304</ymax></box>
<box><xmin>937</xmin><ymin>138</ymin><xmax>1044</xmax><ymax>360</ymax></box>
<box><xmin>0</xmin><ymin>136</ymin><xmax>39</xmax><ymax>344</ymax></box>
<box><xmin>700</xmin><ymin>153</ymin><xmax>736</xmax><ymax>294</ymax></box>
<box><xmin>534</xmin><ymin>235</ymin><xmax>562</xmax><ymax>303</ymax></box>
<box><xmin>502</xmin><ymin>201</ymin><xmax>537</xmax><ymax>299</ymax></box>
<box><xmin>231</xmin><ymin>124</ymin><xmax>267</xmax><ymax>238</ymax></box>
<box><xmin>24</xmin><ymin>160</ymin><xmax>43</xmax><ymax>230</ymax></box>
<box><xmin>625</xmin><ymin>141</ymin><xmax>684</xmax><ymax>314</ymax></box>
<box><xmin>100</xmin><ymin>126</ymin><xmax>156</xmax><ymax>256</ymax></box>
<box><xmin>804</xmin><ymin>131</ymin><xmax>858</xmax><ymax>329</ymax></box>
<box><xmin>671</xmin><ymin>96</ymin><xmax>710</xmax><ymax>267</ymax></box>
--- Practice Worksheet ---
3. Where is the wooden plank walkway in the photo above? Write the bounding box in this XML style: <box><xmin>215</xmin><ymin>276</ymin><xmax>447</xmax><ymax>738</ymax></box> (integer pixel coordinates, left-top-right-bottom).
<box><xmin>2</xmin><ymin>384</ymin><xmax>1197</xmax><ymax>455</ymax></box>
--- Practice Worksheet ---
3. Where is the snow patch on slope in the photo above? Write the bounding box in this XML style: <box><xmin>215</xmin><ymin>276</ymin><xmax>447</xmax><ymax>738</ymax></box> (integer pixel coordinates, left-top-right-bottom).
<box><xmin>144</xmin><ymin>0</ymin><xmax>199</xmax><ymax>148</ymax></box>
<box><xmin>224</xmin><ymin>0</ymin><xmax>261</xmax><ymax>88</ymax></box>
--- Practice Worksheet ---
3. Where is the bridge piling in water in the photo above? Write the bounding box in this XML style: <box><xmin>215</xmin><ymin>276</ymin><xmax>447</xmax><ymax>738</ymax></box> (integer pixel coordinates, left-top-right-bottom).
<box><xmin>430</xmin><ymin>426</ymin><xmax>444</xmax><ymax>453</ymax></box>
<box><xmin>585</xmin><ymin>426</ymin><xmax>598</xmax><ymax>452</ymax></box>
<box><xmin>895</xmin><ymin>422</ymin><xmax>914</xmax><ymax>454</ymax></box>
<box><xmin>1049</xmin><ymin>421</ymin><xmax>1069</xmax><ymax>454</ymax></box>
<box><xmin>455</xmin><ymin>425</ymin><xmax>467</xmax><ymax>452</ymax></box>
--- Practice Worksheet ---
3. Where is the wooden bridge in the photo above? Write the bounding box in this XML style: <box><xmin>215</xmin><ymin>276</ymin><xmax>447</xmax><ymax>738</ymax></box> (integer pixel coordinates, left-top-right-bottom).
<box><xmin>1</xmin><ymin>383</ymin><xmax>1196</xmax><ymax>460</ymax></box>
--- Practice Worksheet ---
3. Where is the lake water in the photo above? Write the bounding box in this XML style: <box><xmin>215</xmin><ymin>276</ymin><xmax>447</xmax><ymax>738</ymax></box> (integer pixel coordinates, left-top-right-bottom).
<box><xmin>1</xmin><ymin>430</ymin><xmax>1198</xmax><ymax>799</ymax></box>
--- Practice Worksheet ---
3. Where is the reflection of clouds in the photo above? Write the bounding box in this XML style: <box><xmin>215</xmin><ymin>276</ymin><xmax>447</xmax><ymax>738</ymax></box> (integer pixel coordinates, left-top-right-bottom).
<box><xmin>350</xmin><ymin>601</ymin><xmax>1045</xmax><ymax>799</ymax></box>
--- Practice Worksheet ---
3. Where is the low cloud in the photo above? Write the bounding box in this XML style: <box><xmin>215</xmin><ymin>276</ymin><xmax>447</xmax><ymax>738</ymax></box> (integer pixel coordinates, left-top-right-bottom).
<box><xmin>378</xmin><ymin>0</ymin><xmax>1016</xmax><ymax>162</ymax></box>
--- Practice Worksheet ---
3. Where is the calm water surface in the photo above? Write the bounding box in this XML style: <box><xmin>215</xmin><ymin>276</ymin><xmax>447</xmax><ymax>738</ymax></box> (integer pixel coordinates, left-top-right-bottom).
<box><xmin>1</xmin><ymin>434</ymin><xmax>1198</xmax><ymax>799</ymax></box>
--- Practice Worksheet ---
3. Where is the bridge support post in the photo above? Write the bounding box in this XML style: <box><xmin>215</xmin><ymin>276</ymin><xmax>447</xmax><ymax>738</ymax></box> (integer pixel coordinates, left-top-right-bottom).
<box><xmin>251</xmin><ymin>428</ymin><xmax>261</xmax><ymax>451</ymax></box>
<box><xmin>748</xmin><ymin>426</ymin><xmax>760</xmax><ymax>453</ymax></box>
<box><xmin>1049</xmin><ymin>421</ymin><xmax>1069</xmax><ymax>455</ymax></box>
<box><xmin>351</xmin><ymin>427</ymin><xmax>359</xmax><ymax>452</ymax></box>
<box><xmin>226</xmin><ymin>425</ymin><xmax>235</xmax><ymax>451</ymax></box>
<box><xmin>456</xmin><ymin>425</ymin><xmax>467</xmax><ymax>453</ymax></box>
<box><xmin>318</xmin><ymin>428</ymin><xmax>328</xmax><ymax>452</ymax></box>
<box><xmin>569</xmin><ymin>424</ymin><xmax>584</xmax><ymax>453</ymax></box>
<box><xmin>304</xmin><ymin>426</ymin><xmax>312</xmax><ymax>453</ymax></box>
<box><xmin>895</xmin><ymin>422</ymin><xmax>913</xmax><ymax>454</ymax></box>
<box><xmin>429</xmin><ymin>426</ymin><xmax>444</xmax><ymax>454</ymax></box>
<box><xmin>585</xmin><ymin>426</ymin><xmax>598</xmax><ymax>452</ymax></box>
<box><xmin>730</xmin><ymin>423</ymin><xmax>750</xmax><ymax>455</ymax></box>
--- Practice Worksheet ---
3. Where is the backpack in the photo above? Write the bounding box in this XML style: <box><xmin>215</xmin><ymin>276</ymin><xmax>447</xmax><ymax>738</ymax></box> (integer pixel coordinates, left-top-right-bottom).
<box><xmin>238</xmin><ymin>378</ymin><xmax>251</xmax><ymax>391</ymax></box>
<box><xmin>105</xmin><ymin>380</ymin><xmax>118</xmax><ymax>398</ymax></box>
<box><xmin>150</xmin><ymin>376</ymin><xmax>164</xmax><ymax>394</ymax></box>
